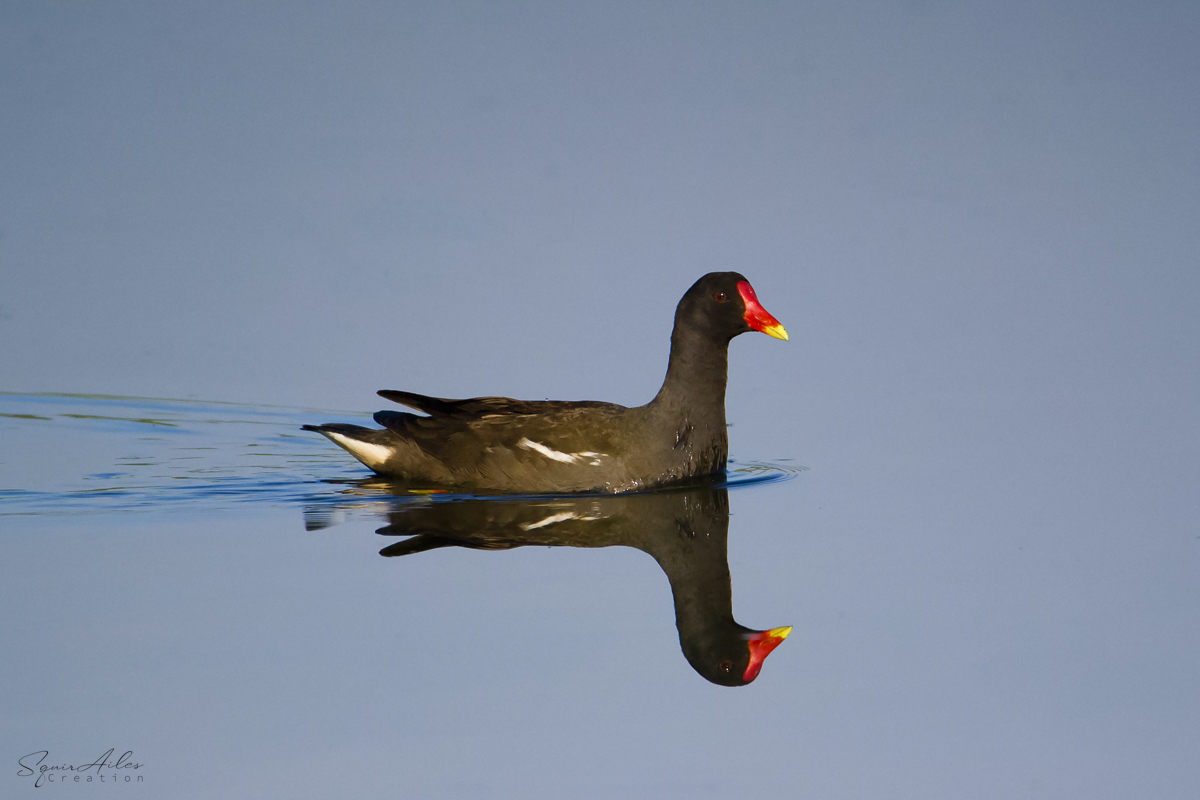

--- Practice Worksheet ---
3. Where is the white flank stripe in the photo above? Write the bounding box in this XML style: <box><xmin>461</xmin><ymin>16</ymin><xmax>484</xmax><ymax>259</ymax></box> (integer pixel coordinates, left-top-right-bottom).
<box><xmin>517</xmin><ymin>438</ymin><xmax>609</xmax><ymax>466</ymax></box>
<box><xmin>518</xmin><ymin>438</ymin><xmax>578</xmax><ymax>463</ymax></box>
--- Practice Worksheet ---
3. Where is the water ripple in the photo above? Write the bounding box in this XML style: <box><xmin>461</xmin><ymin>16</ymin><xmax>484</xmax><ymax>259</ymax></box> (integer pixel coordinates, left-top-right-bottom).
<box><xmin>0</xmin><ymin>393</ymin><xmax>803</xmax><ymax>520</ymax></box>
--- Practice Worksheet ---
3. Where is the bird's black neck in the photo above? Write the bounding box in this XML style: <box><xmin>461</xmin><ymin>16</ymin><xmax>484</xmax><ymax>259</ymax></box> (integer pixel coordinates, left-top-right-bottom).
<box><xmin>650</xmin><ymin>326</ymin><xmax>731</xmax><ymax>418</ymax></box>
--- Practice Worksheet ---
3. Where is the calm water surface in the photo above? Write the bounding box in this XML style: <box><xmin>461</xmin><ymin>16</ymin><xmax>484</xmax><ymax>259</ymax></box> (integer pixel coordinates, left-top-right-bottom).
<box><xmin>3</xmin><ymin>393</ymin><xmax>811</xmax><ymax>797</ymax></box>
<box><xmin>2</xmin><ymin>392</ymin><xmax>1193</xmax><ymax>799</ymax></box>
<box><xmin>0</xmin><ymin>392</ymin><xmax>798</xmax><ymax>518</ymax></box>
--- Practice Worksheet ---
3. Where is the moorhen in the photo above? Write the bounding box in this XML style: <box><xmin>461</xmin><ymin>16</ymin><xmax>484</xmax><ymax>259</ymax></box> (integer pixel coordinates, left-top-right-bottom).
<box><xmin>372</xmin><ymin>486</ymin><xmax>792</xmax><ymax>686</ymax></box>
<box><xmin>303</xmin><ymin>272</ymin><xmax>787</xmax><ymax>493</ymax></box>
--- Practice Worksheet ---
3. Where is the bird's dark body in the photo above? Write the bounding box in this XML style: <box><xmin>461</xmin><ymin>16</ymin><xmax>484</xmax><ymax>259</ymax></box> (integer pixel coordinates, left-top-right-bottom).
<box><xmin>303</xmin><ymin>272</ymin><xmax>784</xmax><ymax>493</ymax></box>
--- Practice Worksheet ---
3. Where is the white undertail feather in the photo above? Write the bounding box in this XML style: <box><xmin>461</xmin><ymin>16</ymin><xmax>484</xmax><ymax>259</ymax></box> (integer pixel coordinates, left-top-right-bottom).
<box><xmin>325</xmin><ymin>432</ymin><xmax>394</xmax><ymax>469</ymax></box>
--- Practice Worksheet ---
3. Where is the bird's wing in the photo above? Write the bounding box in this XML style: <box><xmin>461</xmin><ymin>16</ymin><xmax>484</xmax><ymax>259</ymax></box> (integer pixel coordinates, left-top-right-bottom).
<box><xmin>377</xmin><ymin>389</ymin><xmax>624</xmax><ymax>419</ymax></box>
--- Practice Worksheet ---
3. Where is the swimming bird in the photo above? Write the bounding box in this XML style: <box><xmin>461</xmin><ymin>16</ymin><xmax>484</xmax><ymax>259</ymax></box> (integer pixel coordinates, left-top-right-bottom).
<box><xmin>303</xmin><ymin>272</ymin><xmax>787</xmax><ymax>493</ymax></box>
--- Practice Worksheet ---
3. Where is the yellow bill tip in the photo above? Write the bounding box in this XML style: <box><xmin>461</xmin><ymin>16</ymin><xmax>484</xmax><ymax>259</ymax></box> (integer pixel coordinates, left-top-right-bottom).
<box><xmin>760</xmin><ymin>323</ymin><xmax>789</xmax><ymax>342</ymax></box>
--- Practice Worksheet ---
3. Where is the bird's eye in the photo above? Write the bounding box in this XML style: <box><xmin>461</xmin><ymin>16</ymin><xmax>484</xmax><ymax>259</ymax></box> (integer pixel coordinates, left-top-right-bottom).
<box><xmin>718</xmin><ymin>659</ymin><xmax>733</xmax><ymax>673</ymax></box>
<box><xmin>714</xmin><ymin>291</ymin><xmax>728</xmax><ymax>303</ymax></box>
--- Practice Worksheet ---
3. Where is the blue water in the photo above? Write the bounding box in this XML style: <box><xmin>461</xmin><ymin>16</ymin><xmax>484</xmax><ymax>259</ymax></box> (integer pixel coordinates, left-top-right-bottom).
<box><xmin>2</xmin><ymin>391</ymin><xmax>818</xmax><ymax>796</ymax></box>
<box><xmin>3</xmin><ymin>392</ymin><xmax>1195</xmax><ymax>799</ymax></box>
<box><xmin>0</xmin><ymin>392</ymin><xmax>801</xmax><ymax>520</ymax></box>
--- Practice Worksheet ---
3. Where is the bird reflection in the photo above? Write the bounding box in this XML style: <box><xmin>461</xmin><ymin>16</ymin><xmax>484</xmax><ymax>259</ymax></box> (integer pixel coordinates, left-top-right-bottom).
<box><xmin>367</xmin><ymin>483</ymin><xmax>790</xmax><ymax>686</ymax></box>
